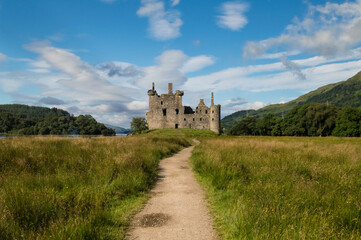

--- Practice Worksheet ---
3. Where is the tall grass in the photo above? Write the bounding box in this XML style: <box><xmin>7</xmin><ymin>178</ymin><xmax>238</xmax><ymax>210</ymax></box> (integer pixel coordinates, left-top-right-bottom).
<box><xmin>0</xmin><ymin>136</ymin><xmax>190</xmax><ymax>239</ymax></box>
<box><xmin>192</xmin><ymin>137</ymin><xmax>361</xmax><ymax>239</ymax></box>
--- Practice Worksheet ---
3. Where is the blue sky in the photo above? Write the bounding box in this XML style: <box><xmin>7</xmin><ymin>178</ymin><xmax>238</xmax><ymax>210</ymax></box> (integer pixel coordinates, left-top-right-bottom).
<box><xmin>1</xmin><ymin>0</ymin><xmax>361</xmax><ymax>127</ymax></box>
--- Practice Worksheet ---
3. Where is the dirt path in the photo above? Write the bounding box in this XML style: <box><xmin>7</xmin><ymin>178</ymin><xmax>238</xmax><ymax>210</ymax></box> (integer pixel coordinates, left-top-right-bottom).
<box><xmin>126</xmin><ymin>144</ymin><xmax>218</xmax><ymax>240</ymax></box>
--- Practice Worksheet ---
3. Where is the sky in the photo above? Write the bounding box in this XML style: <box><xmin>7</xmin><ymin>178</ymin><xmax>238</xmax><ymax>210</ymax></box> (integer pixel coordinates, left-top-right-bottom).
<box><xmin>1</xmin><ymin>0</ymin><xmax>361</xmax><ymax>128</ymax></box>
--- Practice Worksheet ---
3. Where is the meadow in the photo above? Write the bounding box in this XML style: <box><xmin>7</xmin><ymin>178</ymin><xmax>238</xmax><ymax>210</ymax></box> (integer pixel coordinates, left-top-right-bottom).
<box><xmin>1</xmin><ymin>131</ymin><xmax>360</xmax><ymax>240</ymax></box>
<box><xmin>0</xmin><ymin>135</ymin><xmax>191</xmax><ymax>239</ymax></box>
<box><xmin>191</xmin><ymin>136</ymin><xmax>361</xmax><ymax>239</ymax></box>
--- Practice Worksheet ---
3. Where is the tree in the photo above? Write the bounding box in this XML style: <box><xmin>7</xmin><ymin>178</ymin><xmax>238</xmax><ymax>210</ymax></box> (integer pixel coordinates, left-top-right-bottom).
<box><xmin>256</xmin><ymin>114</ymin><xmax>279</xmax><ymax>136</ymax></box>
<box><xmin>333</xmin><ymin>107</ymin><xmax>361</xmax><ymax>137</ymax></box>
<box><xmin>101</xmin><ymin>128</ymin><xmax>116</xmax><ymax>136</ymax></box>
<box><xmin>131</xmin><ymin>117</ymin><xmax>148</xmax><ymax>134</ymax></box>
<box><xmin>228</xmin><ymin>117</ymin><xmax>259</xmax><ymax>136</ymax></box>
<box><xmin>281</xmin><ymin>103</ymin><xmax>340</xmax><ymax>136</ymax></box>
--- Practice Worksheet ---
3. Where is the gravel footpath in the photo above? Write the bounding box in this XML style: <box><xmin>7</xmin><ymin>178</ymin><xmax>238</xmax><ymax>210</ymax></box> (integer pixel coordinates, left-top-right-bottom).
<box><xmin>126</xmin><ymin>143</ymin><xmax>218</xmax><ymax>240</ymax></box>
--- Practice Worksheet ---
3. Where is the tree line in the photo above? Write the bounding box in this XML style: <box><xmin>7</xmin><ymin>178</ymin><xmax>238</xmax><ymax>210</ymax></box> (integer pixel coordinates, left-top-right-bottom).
<box><xmin>228</xmin><ymin>103</ymin><xmax>361</xmax><ymax>137</ymax></box>
<box><xmin>0</xmin><ymin>111</ymin><xmax>115</xmax><ymax>136</ymax></box>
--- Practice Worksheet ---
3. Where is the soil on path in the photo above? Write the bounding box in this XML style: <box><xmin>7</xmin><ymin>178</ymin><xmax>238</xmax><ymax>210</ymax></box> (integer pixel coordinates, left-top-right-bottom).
<box><xmin>126</xmin><ymin>144</ymin><xmax>218</xmax><ymax>240</ymax></box>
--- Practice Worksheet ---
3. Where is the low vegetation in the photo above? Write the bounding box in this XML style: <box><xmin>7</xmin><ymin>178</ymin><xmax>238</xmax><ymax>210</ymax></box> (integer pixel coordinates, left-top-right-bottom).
<box><xmin>192</xmin><ymin>137</ymin><xmax>361</xmax><ymax>239</ymax></box>
<box><xmin>0</xmin><ymin>136</ymin><xmax>191</xmax><ymax>239</ymax></box>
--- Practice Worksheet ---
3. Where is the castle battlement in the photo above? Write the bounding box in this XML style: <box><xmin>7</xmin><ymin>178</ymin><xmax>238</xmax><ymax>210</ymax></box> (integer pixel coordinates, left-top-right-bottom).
<box><xmin>146</xmin><ymin>83</ymin><xmax>221</xmax><ymax>134</ymax></box>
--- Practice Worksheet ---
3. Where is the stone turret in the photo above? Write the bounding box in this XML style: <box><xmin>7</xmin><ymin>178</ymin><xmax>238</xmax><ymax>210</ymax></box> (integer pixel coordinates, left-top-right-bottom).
<box><xmin>210</xmin><ymin>92</ymin><xmax>221</xmax><ymax>134</ymax></box>
<box><xmin>168</xmin><ymin>83</ymin><xmax>173</xmax><ymax>94</ymax></box>
<box><xmin>147</xmin><ymin>82</ymin><xmax>157</xmax><ymax>96</ymax></box>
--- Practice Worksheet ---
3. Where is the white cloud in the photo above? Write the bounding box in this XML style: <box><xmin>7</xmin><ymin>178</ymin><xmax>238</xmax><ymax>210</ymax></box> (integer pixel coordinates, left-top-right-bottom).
<box><xmin>221</xmin><ymin>98</ymin><xmax>267</xmax><ymax>115</ymax></box>
<box><xmin>137</xmin><ymin>0</ymin><xmax>183</xmax><ymax>41</ymax></box>
<box><xmin>127</xmin><ymin>101</ymin><xmax>148</xmax><ymax>111</ymax></box>
<box><xmin>0</xmin><ymin>52</ymin><xmax>7</xmax><ymax>62</ymax></box>
<box><xmin>257</xmin><ymin>50</ymin><xmax>300</xmax><ymax>60</ymax></box>
<box><xmin>246</xmin><ymin>101</ymin><xmax>266</xmax><ymax>110</ymax></box>
<box><xmin>0</xmin><ymin>42</ymin><xmax>217</xmax><ymax>127</ymax></box>
<box><xmin>180</xmin><ymin>55</ymin><xmax>215</xmax><ymax>73</ymax></box>
<box><xmin>29</xmin><ymin>59</ymin><xmax>52</xmax><ymax>69</ymax></box>
<box><xmin>136</xmin><ymin>50</ymin><xmax>215</xmax><ymax>92</ymax></box>
<box><xmin>16</xmin><ymin>41</ymin><xmax>146</xmax><ymax>127</ymax></box>
<box><xmin>0</xmin><ymin>77</ymin><xmax>23</xmax><ymax>92</ymax></box>
<box><xmin>243</xmin><ymin>0</ymin><xmax>361</xmax><ymax>58</ymax></box>
<box><xmin>184</xmin><ymin>53</ymin><xmax>361</xmax><ymax>94</ymax></box>
<box><xmin>170</xmin><ymin>0</ymin><xmax>180</xmax><ymax>7</ymax></box>
<box><xmin>136</xmin><ymin>50</ymin><xmax>187</xmax><ymax>90</ymax></box>
<box><xmin>27</xmin><ymin>68</ymin><xmax>51</xmax><ymax>73</ymax></box>
<box><xmin>217</xmin><ymin>1</ymin><xmax>249</xmax><ymax>31</ymax></box>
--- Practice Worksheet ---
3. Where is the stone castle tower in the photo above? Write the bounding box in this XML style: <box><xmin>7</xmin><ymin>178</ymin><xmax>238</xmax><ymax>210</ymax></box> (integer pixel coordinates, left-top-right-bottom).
<box><xmin>146</xmin><ymin>83</ymin><xmax>221</xmax><ymax>134</ymax></box>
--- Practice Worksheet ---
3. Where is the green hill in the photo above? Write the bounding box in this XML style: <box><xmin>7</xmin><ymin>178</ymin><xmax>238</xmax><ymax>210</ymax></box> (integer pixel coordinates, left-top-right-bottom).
<box><xmin>222</xmin><ymin>71</ymin><xmax>361</xmax><ymax>129</ymax></box>
<box><xmin>0</xmin><ymin>104</ymin><xmax>69</xmax><ymax>118</ymax></box>
<box><xmin>0</xmin><ymin>104</ymin><xmax>115</xmax><ymax>136</ymax></box>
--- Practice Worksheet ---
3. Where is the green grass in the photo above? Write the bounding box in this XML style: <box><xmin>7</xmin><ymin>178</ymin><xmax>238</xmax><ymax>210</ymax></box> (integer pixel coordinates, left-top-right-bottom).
<box><xmin>0</xmin><ymin>135</ymin><xmax>191</xmax><ymax>239</ymax></box>
<box><xmin>191</xmin><ymin>136</ymin><xmax>361</xmax><ymax>239</ymax></box>
<box><xmin>146</xmin><ymin>128</ymin><xmax>218</xmax><ymax>137</ymax></box>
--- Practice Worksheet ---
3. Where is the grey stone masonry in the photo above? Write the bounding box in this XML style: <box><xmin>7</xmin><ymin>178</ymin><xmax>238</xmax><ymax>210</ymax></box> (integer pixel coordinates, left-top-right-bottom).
<box><xmin>146</xmin><ymin>83</ymin><xmax>221</xmax><ymax>134</ymax></box>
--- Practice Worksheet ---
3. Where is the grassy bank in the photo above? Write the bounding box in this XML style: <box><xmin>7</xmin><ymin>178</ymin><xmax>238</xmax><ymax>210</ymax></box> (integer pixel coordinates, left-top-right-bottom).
<box><xmin>0</xmin><ymin>136</ymin><xmax>191</xmax><ymax>239</ymax></box>
<box><xmin>147</xmin><ymin>128</ymin><xmax>218</xmax><ymax>137</ymax></box>
<box><xmin>191</xmin><ymin>137</ymin><xmax>361</xmax><ymax>239</ymax></box>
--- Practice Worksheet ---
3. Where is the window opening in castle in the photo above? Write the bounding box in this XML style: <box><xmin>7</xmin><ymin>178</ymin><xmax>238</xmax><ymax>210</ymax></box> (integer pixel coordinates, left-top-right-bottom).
<box><xmin>176</xmin><ymin>109</ymin><xmax>179</xmax><ymax>115</ymax></box>
<box><xmin>193</xmin><ymin>118</ymin><xmax>195</xmax><ymax>121</ymax></box>
<box><xmin>200</xmin><ymin>118</ymin><xmax>202</xmax><ymax>121</ymax></box>
<box><xmin>200</xmin><ymin>110</ymin><xmax>201</xmax><ymax>113</ymax></box>
<box><xmin>175</xmin><ymin>124</ymin><xmax>178</xmax><ymax>129</ymax></box>
<box><xmin>212</xmin><ymin>110</ymin><xmax>214</xmax><ymax>113</ymax></box>
<box><xmin>205</xmin><ymin>110</ymin><xmax>208</xmax><ymax>114</ymax></box>
<box><xmin>161</xmin><ymin>101</ymin><xmax>163</xmax><ymax>105</ymax></box>
<box><xmin>163</xmin><ymin>109</ymin><xmax>167</xmax><ymax>116</ymax></box>
<box><xmin>184</xmin><ymin>118</ymin><xmax>186</xmax><ymax>121</ymax></box>
<box><xmin>212</xmin><ymin>118</ymin><xmax>214</xmax><ymax>121</ymax></box>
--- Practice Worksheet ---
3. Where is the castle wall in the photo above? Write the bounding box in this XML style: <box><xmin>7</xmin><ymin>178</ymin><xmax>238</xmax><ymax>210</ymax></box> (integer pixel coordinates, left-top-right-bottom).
<box><xmin>146</xmin><ymin>92</ymin><xmax>184</xmax><ymax>129</ymax></box>
<box><xmin>146</xmin><ymin>83</ymin><xmax>221</xmax><ymax>134</ymax></box>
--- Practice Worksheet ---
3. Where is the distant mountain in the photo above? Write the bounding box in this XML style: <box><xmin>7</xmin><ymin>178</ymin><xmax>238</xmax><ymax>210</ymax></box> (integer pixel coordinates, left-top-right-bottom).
<box><xmin>104</xmin><ymin>124</ymin><xmax>131</xmax><ymax>134</ymax></box>
<box><xmin>222</xmin><ymin>71</ymin><xmax>361</xmax><ymax>129</ymax></box>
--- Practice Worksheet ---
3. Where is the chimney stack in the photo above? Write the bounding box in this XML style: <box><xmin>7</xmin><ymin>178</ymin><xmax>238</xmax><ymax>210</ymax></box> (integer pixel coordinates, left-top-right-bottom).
<box><xmin>211</xmin><ymin>92</ymin><xmax>214</xmax><ymax>106</ymax></box>
<box><xmin>152</xmin><ymin>82</ymin><xmax>155</xmax><ymax>91</ymax></box>
<box><xmin>168</xmin><ymin>83</ymin><xmax>173</xmax><ymax>94</ymax></box>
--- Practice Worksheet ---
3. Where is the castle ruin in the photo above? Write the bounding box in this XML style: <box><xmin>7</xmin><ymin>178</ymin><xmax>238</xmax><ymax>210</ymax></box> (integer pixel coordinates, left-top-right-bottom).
<box><xmin>146</xmin><ymin>83</ymin><xmax>221</xmax><ymax>134</ymax></box>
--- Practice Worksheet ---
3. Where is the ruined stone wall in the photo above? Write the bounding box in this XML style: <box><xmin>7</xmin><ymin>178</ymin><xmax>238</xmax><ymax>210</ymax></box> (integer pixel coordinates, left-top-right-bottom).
<box><xmin>146</xmin><ymin>92</ymin><xmax>184</xmax><ymax>129</ymax></box>
<box><xmin>146</xmin><ymin>83</ymin><xmax>221</xmax><ymax>134</ymax></box>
